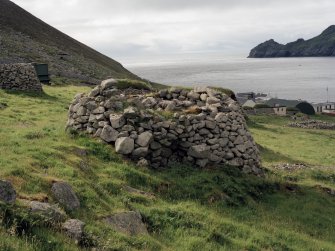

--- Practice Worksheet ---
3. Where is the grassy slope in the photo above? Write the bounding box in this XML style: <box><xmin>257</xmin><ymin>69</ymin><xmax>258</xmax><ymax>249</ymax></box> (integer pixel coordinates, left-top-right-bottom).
<box><xmin>0</xmin><ymin>86</ymin><xmax>335</xmax><ymax>250</ymax></box>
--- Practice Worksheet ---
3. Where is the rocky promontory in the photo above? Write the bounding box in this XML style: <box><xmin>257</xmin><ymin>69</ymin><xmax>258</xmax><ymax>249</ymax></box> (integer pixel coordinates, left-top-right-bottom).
<box><xmin>248</xmin><ymin>25</ymin><xmax>335</xmax><ymax>58</ymax></box>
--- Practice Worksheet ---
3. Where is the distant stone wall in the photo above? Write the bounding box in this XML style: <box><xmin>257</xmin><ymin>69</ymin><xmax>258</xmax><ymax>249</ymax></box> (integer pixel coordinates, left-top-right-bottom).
<box><xmin>0</xmin><ymin>63</ymin><xmax>42</xmax><ymax>92</ymax></box>
<box><xmin>67</xmin><ymin>79</ymin><xmax>262</xmax><ymax>175</ymax></box>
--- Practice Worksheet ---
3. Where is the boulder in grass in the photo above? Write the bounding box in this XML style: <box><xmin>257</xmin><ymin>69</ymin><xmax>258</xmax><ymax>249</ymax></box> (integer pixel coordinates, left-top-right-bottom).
<box><xmin>0</xmin><ymin>180</ymin><xmax>16</xmax><ymax>204</ymax></box>
<box><xmin>28</xmin><ymin>201</ymin><xmax>66</xmax><ymax>222</ymax></box>
<box><xmin>51</xmin><ymin>182</ymin><xmax>80</xmax><ymax>211</ymax></box>
<box><xmin>63</xmin><ymin>219</ymin><xmax>85</xmax><ymax>242</ymax></box>
<box><xmin>105</xmin><ymin>211</ymin><xmax>148</xmax><ymax>236</ymax></box>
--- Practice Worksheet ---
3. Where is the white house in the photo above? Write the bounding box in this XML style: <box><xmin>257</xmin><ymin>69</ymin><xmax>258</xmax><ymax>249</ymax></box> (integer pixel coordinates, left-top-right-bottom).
<box><xmin>313</xmin><ymin>102</ymin><xmax>335</xmax><ymax>113</ymax></box>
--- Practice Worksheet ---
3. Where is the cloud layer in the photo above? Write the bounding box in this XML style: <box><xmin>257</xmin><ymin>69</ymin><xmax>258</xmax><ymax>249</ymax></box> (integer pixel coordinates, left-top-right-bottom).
<box><xmin>11</xmin><ymin>0</ymin><xmax>335</xmax><ymax>61</ymax></box>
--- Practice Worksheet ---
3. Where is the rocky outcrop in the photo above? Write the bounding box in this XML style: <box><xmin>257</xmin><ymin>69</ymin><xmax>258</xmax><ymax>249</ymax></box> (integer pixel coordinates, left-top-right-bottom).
<box><xmin>0</xmin><ymin>63</ymin><xmax>42</xmax><ymax>92</ymax></box>
<box><xmin>104</xmin><ymin>211</ymin><xmax>148</xmax><ymax>236</ymax></box>
<box><xmin>0</xmin><ymin>180</ymin><xmax>16</xmax><ymax>204</ymax></box>
<box><xmin>249</xmin><ymin>25</ymin><xmax>335</xmax><ymax>58</ymax></box>
<box><xmin>67</xmin><ymin>79</ymin><xmax>262</xmax><ymax>175</ymax></box>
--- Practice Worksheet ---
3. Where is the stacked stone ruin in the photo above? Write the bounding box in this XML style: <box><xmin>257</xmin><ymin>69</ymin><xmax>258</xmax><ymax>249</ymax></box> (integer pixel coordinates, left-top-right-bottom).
<box><xmin>67</xmin><ymin>79</ymin><xmax>262</xmax><ymax>175</ymax></box>
<box><xmin>0</xmin><ymin>63</ymin><xmax>42</xmax><ymax>92</ymax></box>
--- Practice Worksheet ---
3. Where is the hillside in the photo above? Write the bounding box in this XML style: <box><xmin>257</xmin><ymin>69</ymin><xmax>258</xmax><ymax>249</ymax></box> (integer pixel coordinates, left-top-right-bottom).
<box><xmin>1</xmin><ymin>86</ymin><xmax>335</xmax><ymax>250</ymax></box>
<box><xmin>248</xmin><ymin>25</ymin><xmax>335</xmax><ymax>58</ymax></box>
<box><xmin>0</xmin><ymin>0</ymin><xmax>139</xmax><ymax>83</ymax></box>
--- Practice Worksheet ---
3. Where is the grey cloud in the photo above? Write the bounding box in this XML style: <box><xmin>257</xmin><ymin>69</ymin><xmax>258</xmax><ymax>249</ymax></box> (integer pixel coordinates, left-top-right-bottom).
<box><xmin>11</xmin><ymin>0</ymin><xmax>335</xmax><ymax>62</ymax></box>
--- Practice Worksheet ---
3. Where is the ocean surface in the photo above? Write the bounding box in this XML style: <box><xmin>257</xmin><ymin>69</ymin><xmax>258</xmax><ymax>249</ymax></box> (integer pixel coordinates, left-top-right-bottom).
<box><xmin>126</xmin><ymin>56</ymin><xmax>335</xmax><ymax>103</ymax></box>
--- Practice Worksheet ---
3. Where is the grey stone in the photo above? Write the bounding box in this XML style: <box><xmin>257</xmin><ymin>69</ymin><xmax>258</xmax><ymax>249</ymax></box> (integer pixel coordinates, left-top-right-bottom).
<box><xmin>89</xmin><ymin>86</ymin><xmax>100</xmax><ymax>97</ymax></box>
<box><xmin>200</xmin><ymin>93</ymin><xmax>208</xmax><ymax>101</ymax></box>
<box><xmin>187</xmin><ymin>91</ymin><xmax>200</xmax><ymax>100</ymax></box>
<box><xmin>215</xmin><ymin>113</ymin><xmax>228</xmax><ymax>123</ymax></box>
<box><xmin>136</xmin><ymin>131</ymin><xmax>154</xmax><ymax>147</ymax></box>
<box><xmin>150</xmin><ymin>141</ymin><xmax>161</xmax><ymax>150</ymax></box>
<box><xmin>132</xmin><ymin>147</ymin><xmax>149</xmax><ymax>157</ymax></box>
<box><xmin>63</xmin><ymin>219</ymin><xmax>85</xmax><ymax>241</ymax></box>
<box><xmin>236</xmin><ymin>144</ymin><xmax>246</xmax><ymax>153</ymax></box>
<box><xmin>110</xmin><ymin>114</ymin><xmax>125</xmax><ymax>129</ymax></box>
<box><xmin>101</xmin><ymin>78</ymin><xmax>117</xmax><ymax>90</ymax></box>
<box><xmin>0</xmin><ymin>180</ymin><xmax>16</xmax><ymax>204</ymax></box>
<box><xmin>225</xmin><ymin>151</ymin><xmax>234</xmax><ymax>160</ymax></box>
<box><xmin>51</xmin><ymin>182</ymin><xmax>80</xmax><ymax>211</ymax></box>
<box><xmin>207</xmin><ymin>96</ymin><xmax>221</xmax><ymax>104</ymax></box>
<box><xmin>28</xmin><ymin>201</ymin><xmax>66</xmax><ymax>222</ymax></box>
<box><xmin>76</xmin><ymin>106</ymin><xmax>86</xmax><ymax>116</ymax></box>
<box><xmin>194</xmin><ymin>86</ymin><xmax>208</xmax><ymax>93</ymax></box>
<box><xmin>165</xmin><ymin>102</ymin><xmax>176</xmax><ymax>111</ymax></box>
<box><xmin>124</xmin><ymin>107</ymin><xmax>137</xmax><ymax>118</ymax></box>
<box><xmin>92</xmin><ymin>106</ymin><xmax>105</xmax><ymax>114</ymax></box>
<box><xmin>207</xmin><ymin>138</ymin><xmax>219</xmax><ymax>145</ymax></box>
<box><xmin>100</xmin><ymin>125</ymin><xmax>119</xmax><ymax>142</ymax></box>
<box><xmin>234</xmin><ymin>135</ymin><xmax>244</xmax><ymax>145</ymax></box>
<box><xmin>104</xmin><ymin>211</ymin><xmax>148</xmax><ymax>236</ymax></box>
<box><xmin>196</xmin><ymin>158</ymin><xmax>208</xmax><ymax>168</ymax></box>
<box><xmin>137</xmin><ymin>158</ymin><xmax>149</xmax><ymax>167</ymax></box>
<box><xmin>229</xmin><ymin>158</ymin><xmax>244</xmax><ymax>167</ymax></box>
<box><xmin>115</xmin><ymin>137</ymin><xmax>134</xmax><ymax>155</ymax></box>
<box><xmin>188</xmin><ymin>144</ymin><xmax>210</xmax><ymax>159</ymax></box>
<box><xmin>205</xmin><ymin>120</ymin><xmax>216</xmax><ymax>129</ymax></box>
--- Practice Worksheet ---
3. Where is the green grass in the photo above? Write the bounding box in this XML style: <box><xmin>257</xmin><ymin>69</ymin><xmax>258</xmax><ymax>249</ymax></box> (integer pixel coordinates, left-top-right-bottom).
<box><xmin>0</xmin><ymin>86</ymin><xmax>335</xmax><ymax>250</ymax></box>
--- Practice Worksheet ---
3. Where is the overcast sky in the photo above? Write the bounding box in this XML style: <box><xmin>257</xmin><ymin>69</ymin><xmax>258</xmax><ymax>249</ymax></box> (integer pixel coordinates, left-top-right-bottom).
<box><xmin>11</xmin><ymin>0</ymin><xmax>335</xmax><ymax>62</ymax></box>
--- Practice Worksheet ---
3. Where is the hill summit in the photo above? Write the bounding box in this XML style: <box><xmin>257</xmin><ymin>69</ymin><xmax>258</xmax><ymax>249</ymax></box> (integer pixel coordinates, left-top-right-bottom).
<box><xmin>248</xmin><ymin>25</ymin><xmax>335</xmax><ymax>58</ymax></box>
<box><xmin>0</xmin><ymin>0</ymin><xmax>138</xmax><ymax>83</ymax></box>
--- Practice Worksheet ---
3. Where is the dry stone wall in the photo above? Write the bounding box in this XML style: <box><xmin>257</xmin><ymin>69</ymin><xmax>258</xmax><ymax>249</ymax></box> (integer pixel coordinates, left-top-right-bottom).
<box><xmin>0</xmin><ymin>63</ymin><xmax>42</xmax><ymax>92</ymax></box>
<box><xmin>67</xmin><ymin>79</ymin><xmax>262</xmax><ymax>175</ymax></box>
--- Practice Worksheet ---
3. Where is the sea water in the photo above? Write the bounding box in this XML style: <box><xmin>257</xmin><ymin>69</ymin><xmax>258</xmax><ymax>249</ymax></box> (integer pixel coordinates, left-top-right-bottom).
<box><xmin>126</xmin><ymin>56</ymin><xmax>335</xmax><ymax>103</ymax></box>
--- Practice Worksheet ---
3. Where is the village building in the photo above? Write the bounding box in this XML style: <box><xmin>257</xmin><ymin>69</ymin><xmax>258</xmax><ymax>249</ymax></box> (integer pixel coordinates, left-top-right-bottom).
<box><xmin>265</xmin><ymin>98</ymin><xmax>315</xmax><ymax>115</ymax></box>
<box><xmin>312</xmin><ymin>102</ymin><xmax>335</xmax><ymax>114</ymax></box>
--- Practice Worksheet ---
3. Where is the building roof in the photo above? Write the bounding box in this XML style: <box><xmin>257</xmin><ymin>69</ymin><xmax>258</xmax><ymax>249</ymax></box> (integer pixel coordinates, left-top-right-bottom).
<box><xmin>243</xmin><ymin>100</ymin><xmax>256</xmax><ymax>108</ymax></box>
<box><xmin>265</xmin><ymin>98</ymin><xmax>309</xmax><ymax>107</ymax></box>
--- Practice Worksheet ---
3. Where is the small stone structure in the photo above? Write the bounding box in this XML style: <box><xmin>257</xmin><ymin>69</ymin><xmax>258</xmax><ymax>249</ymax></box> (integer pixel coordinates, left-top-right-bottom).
<box><xmin>67</xmin><ymin>79</ymin><xmax>262</xmax><ymax>174</ymax></box>
<box><xmin>0</xmin><ymin>63</ymin><xmax>42</xmax><ymax>92</ymax></box>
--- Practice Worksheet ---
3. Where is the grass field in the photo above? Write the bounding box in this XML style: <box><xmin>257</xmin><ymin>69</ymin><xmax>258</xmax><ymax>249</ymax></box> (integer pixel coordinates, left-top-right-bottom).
<box><xmin>0</xmin><ymin>86</ymin><xmax>335</xmax><ymax>251</ymax></box>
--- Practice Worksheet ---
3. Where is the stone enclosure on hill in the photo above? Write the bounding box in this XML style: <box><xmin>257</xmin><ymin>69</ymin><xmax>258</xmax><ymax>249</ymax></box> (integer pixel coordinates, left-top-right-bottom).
<box><xmin>67</xmin><ymin>79</ymin><xmax>262</xmax><ymax>175</ymax></box>
<box><xmin>0</xmin><ymin>63</ymin><xmax>42</xmax><ymax>92</ymax></box>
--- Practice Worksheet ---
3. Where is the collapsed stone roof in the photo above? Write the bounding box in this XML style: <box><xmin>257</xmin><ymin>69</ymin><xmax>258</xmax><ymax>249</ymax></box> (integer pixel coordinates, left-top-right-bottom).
<box><xmin>67</xmin><ymin>79</ymin><xmax>262</xmax><ymax>175</ymax></box>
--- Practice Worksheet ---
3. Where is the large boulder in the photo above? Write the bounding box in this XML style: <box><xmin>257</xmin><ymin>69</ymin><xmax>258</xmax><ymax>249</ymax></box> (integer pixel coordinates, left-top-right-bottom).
<box><xmin>115</xmin><ymin>137</ymin><xmax>135</xmax><ymax>155</ymax></box>
<box><xmin>0</xmin><ymin>180</ymin><xmax>16</xmax><ymax>204</ymax></box>
<box><xmin>51</xmin><ymin>182</ymin><xmax>80</xmax><ymax>211</ymax></box>
<box><xmin>105</xmin><ymin>211</ymin><xmax>148</xmax><ymax>236</ymax></box>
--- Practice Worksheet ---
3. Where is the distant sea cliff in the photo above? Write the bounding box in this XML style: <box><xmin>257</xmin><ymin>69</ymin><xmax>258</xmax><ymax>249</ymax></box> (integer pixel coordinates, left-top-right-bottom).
<box><xmin>248</xmin><ymin>25</ymin><xmax>335</xmax><ymax>58</ymax></box>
